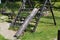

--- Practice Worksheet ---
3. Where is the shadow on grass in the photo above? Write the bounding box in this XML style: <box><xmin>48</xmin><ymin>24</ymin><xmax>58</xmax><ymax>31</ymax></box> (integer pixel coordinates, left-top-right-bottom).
<box><xmin>53</xmin><ymin>6</ymin><xmax>60</xmax><ymax>11</ymax></box>
<box><xmin>43</xmin><ymin>16</ymin><xmax>60</xmax><ymax>19</ymax></box>
<box><xmin>40</xmin><ymin>21</ymin><xmax>53</xmax><ymax>24</ymax></box>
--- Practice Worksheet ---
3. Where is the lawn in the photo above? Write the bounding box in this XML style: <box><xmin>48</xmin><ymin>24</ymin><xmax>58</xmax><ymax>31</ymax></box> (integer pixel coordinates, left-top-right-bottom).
<box><xmin>0</xmin><ymin>35</ymin><xmax>7</xmax><ymax>40</ymax></box>
<box><xmin>0</xmin><ymin>2</ymin><xmax>60</xmax><ymax>40</ymax></box>
<box><xmin>21</xmin><ymin>2</ymin><xmax>60</xmax><ymax>40</ymax></box>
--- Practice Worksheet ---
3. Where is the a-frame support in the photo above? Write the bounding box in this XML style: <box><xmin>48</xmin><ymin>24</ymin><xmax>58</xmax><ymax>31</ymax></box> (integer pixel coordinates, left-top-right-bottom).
<box><xmin>13</xmin><ymin>0</ymin><xmax>56</xmax><ymax>38</ymax></box>
<box><xmin>10</xmin><ymin>0</ymin><xmax>33</xmax><ymax>27</ymax></box>
<box><xmin>32</xmin><ymin>0</ymin><xmax>56</xmax><ymax>32</ymax></box>
<box><xmin>0</xmin><ymin>0</ymin><xmax>15</xmax><ymax>19</ymax></box>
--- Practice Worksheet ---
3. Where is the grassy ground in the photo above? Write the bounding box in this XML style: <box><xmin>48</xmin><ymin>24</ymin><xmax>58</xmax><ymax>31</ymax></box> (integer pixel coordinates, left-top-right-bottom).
<box><xmin>0</xmin><ymin>35</ymin><xmax>7</xmax><ymax>40</ymax></box>
<box><xmin>0</xmin><ymin>2</ymin><xmax>60</xmax><ymax>40</ymax></box>
<box><xmin>21</xmin><ymin>2</ymin><xmax>60</xmax><ymax>40</ymax></box>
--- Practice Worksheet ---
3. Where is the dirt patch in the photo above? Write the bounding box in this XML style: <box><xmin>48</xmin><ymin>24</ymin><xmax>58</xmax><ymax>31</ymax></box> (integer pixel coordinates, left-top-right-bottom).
<box><xmin>0</xmin><ymin>22</ymin><xmax>20</xmax><ymax>40</ymax></box>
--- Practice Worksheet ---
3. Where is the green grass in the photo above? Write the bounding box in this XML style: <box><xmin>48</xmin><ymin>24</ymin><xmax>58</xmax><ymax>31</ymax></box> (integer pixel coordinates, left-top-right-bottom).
<box><xmin>0</xmin><ymin>35</ymin><xmax>7</xmax><ymax>40</ymax></box>
<box><xmin>0</xmin><ymin>2</ymin><xmax>60</xmax><ymax>40</ymax></box>
<box><xmin>20</xmin><ymin>2</ymin><xmax>60</xmax><ymax>40</ymax></box>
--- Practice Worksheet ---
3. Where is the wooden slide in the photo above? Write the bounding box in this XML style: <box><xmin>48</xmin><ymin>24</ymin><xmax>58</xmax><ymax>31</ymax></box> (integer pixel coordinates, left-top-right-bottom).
<box><xmin>14</xmin><ymin>8</ymin><xmax>40</xmax><ymax>38</ymax></box>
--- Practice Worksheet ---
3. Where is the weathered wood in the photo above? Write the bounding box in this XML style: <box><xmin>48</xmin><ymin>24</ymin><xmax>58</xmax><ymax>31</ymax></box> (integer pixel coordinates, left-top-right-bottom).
<box><xmin>14</xmin><ymin>8</ymin><xmax>39</xmax><ymax>37</ymax></box>
<box><xmin>0</xmin><ymin>0</ymin><xmax>1</xmax><ymax>4</ymax></box>
<box><xmin>12</xmin><ymin>0</ymin><xmax>56</xmax><ymax>38</ymax></box>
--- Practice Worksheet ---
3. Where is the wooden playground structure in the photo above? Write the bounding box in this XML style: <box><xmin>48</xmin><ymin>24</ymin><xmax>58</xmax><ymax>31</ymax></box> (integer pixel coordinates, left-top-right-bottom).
<box><xmin>0</xmin><ymin>0</ymin><xmax>56</xmax><ymax>39</ymax></box>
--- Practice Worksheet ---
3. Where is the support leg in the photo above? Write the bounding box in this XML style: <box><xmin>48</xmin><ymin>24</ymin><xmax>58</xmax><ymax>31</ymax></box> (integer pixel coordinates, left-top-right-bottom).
<box><xmin>50</xmin><ymin>7</ymin><xmax>56</xmax><ymax>25</ymax></box>
<box><xmin>32</xmin><ymin>0</ymin><xmax>48</xmax><ymax>32</ymax></box>
<box><xmin>27</xmin><ymin>0</ymin><xmax>33</xmax><ymax>8</ymax></box>
<box><xmin>32</xmin><ymin>13</ymin><xmax>41</xmax><ymax>32</ymax></box>
<box><xmin>49</xmin><ymin>0</ymin><xmax>56</xmax><ymax>25</ymax></box>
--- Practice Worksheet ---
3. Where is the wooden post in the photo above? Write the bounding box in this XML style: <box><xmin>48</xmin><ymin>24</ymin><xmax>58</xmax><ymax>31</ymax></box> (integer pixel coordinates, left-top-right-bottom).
<box><xmin>0</xmin><ymin>0</ymin><xmax>1</xmax><ymax>4</ymax></box>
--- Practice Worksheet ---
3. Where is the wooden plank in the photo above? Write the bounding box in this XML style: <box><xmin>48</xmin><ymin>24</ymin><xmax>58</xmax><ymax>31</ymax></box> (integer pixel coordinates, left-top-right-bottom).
<box><xmin>14</xmin><ymin>8</ymin><xmax>39</xmax><ymax>37</ymax></box>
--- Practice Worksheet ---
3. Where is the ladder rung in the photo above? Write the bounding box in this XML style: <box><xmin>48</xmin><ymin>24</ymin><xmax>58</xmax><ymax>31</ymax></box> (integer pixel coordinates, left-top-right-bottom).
<box><xmin>20</xmin><ymin>19</ymin><xmax>25</xmax><ymax>21</ymax></box>
<box><xmin>1</xmin><ymin>12</ymin><xmax>13</xmax><ymax>16</ymax></box>
<box><xmin>21</xmin><ymin>12</ymin><xmax>31</xmax><ymax>13</ymax></box>
<box><xmin>14</xmin><ymin>22</ymin><xmax>24</xmax><ymax>26</ymax></box>
<box><xmin>21</xmin><ymin>8</ymin><xmax>33</xmax><ymax>11</ymax></box>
